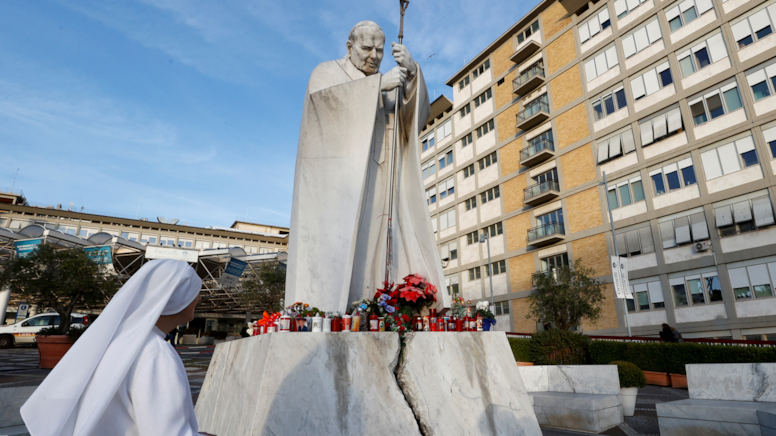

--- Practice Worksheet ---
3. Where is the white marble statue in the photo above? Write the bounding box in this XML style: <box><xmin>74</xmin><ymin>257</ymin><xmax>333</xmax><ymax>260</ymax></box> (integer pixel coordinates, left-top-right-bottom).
<box><xmin>285</xmin><ymin>21</ymin><xmax>449</xmax><ymax>313</ymax></box>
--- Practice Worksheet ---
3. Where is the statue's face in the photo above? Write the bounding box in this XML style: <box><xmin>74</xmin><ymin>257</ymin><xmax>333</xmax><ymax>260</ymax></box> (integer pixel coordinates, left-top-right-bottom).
<box><xmin>347</xmin><ymin>28</ymin><xmax>385</xmax><ymax>76</ymax></box>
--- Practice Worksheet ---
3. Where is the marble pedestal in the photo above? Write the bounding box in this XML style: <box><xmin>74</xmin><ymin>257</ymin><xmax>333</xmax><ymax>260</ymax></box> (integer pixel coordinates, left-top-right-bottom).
<box><xmin>194</xmin><ymin>332</ymin><xmax>541</xmax><ymax>436</ymax></box>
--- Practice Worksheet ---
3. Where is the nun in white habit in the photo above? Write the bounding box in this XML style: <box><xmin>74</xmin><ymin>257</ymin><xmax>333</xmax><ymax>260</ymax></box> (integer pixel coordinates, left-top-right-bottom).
<box><xmin>21</xmin><ymin>259</ymin><xmax>214</xmax><ymax>436</ymax></box>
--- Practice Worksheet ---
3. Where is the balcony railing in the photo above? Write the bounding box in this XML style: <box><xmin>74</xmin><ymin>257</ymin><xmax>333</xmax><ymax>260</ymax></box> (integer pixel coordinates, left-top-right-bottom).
<box><xmin>527</xmin><ymin>222</ymin><xmax>565</xmax><ymax>243</ymax></box>
<box><xmin>518</xmin><ymin>100</ymin><xmax>549</xmax><ymax>123</ymax></box>
<box><xmin>513</xmin><ymin>65</ymin><xmax>545</xmax><ymax>94</ymax></box>
<box><xmin>519</xmin><ymin>137</ymin><xmax>555</xmax><ymax>162</ymax></box>
<box><xmin>524</xmin><ymin>179</ymin><xmax>560</xmax><ymax>201</ymax></box>
<box><xmin>531</xmin><ymin>268</ymin><xmax>562</xmax><ymax>286</ymax></box>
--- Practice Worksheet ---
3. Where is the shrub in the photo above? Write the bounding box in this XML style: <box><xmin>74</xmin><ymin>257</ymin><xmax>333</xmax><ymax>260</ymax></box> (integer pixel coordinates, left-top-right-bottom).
<box><xmin>37</xmin><ymin>325</ymin><xmax>89</xmax><ymax>341</ymax></box>
<box><xmin>611</xmin><ymin>361</ymin><xmax>647</xmax><ymax>388</ymax></box>
<box><xmin>529</xmin><ymin>329</ymin><xmax>590</xmax><ymax>365</ymax></box>
<box><xmin>509</xmin><ymin>338</ymin><xmax>531</xmax><ymax>362</ymax></box>
<box><xmin>589</xmin><ymin>341</ymin><xmax>627</xmax><ymax>365</ymax></box>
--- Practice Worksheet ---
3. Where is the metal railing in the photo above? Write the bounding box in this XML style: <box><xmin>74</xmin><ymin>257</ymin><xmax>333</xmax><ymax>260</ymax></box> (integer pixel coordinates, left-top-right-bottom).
<box><xmin>527</xmin><ymin>222</ymin><xmax>565</xmax><ymax>242</ymax></box>
<box><xmin>531</xmin><ymin>268</ymin><xmax>564</xmax><ymax>286</ymax></box>
<box><xmin>524</xmin><ymin>179</ymin><xmax>560</xmax><ymax>201</ymax></box>
<box><xmin>505</xmin><ymin>332</ymin><xmax>776</xmax><ymax>348</ymax></box>
<box><xmin>513</xmin><ymin>65</ymin><xmax>545</xmax><ymax>91</ymax></box>
<box><xmin>517</xmin><ymin>99</ymin><xmax>549</xmax><ymax>123</ymax></box>
<box><xmin>519</xmin><ymin>137</ymin><xmax>554</xmax><ymax>161</ymax></box>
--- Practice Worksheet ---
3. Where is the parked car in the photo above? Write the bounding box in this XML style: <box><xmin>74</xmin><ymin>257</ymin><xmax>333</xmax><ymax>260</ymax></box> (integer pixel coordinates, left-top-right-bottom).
<box><xmin>0</xmin><ymin>312</ymin><xmax>89</xmax><ymax>348</ymax></box>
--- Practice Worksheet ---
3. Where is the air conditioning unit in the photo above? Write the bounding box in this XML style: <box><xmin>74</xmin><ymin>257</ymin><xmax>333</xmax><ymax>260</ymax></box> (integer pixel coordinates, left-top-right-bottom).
<box><xmin>695</xmin><ymin>240</ymin><xmax>712</xmax><ymax>252</ymax></box>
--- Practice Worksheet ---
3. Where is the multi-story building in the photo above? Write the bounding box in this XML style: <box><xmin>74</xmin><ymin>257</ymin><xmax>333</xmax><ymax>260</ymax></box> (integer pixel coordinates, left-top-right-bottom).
<box><xmin>420</xmin><ymin>0</ymin><xmax>776</xmax><ymax>340</ymax></box>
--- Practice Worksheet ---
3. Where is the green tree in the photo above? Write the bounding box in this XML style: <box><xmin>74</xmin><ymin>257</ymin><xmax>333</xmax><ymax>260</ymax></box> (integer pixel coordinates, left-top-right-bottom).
<box><xmin>239</xmin><ymin>262</ymin><xmax>286</xmax><ymax>313</ymax></box>
<box><xmin>527</xmin><ymin>259</ymin><xmax>606</xmax><ymax>331</ymax></box>
<box><xmin>0</xmin><ymin>244</ymin><xmax>119</xmax><ymax>334</ymax></box>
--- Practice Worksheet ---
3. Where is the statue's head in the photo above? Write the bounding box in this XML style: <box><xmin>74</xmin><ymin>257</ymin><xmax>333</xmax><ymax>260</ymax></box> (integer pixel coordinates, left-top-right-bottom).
<box><xmin>346</xmin><ymin>21</ymin><xmax>385</xmax><ymax>76</ymax></box>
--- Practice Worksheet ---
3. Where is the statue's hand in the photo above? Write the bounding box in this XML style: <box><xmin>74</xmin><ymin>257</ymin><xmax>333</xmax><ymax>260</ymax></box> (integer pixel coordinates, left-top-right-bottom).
<box><xmin>381</xmin><ymin>66</ymin><xmax>407</xmax><ymax>92</ymax></box>
<box><xmin>392</xmin><ymin>43</ymin><xmax>417</xmax><ymax>78</ymax></box>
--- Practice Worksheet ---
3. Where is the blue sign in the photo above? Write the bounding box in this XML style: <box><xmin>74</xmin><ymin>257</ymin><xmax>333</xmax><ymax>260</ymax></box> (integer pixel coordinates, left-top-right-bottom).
<box><xmin>84</xmin><ymin>246</ymin><xmax>112</xmax><ymax>265</ymax></box>
<box><xmin>14</xmin><ymin>239</ymin><xmax>42</xmax><ymax>258</ymax></box>
<box><xmin>224</xmin><ymin>258</ymin><xmax>248</xmax><ymax>277</ymax></box>
<box><xmin>16</xmin><ymin>303</ymin><xmax>29</xmax><ymax>322</ymax></box>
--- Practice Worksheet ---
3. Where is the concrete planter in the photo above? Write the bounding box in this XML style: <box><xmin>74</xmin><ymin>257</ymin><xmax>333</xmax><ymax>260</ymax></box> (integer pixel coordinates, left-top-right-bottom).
<box><xmin>36</xmin><ymin>335</ymin><xmax>74</xmax><ymax>369</ymax></box>
<box><xmin>516</xmin><ymin>361</ymin><xmax>535</xmax><ymax>366</ymax></box>
<box><xmin>621</xmin><ymin>387</ymin><xmax>639</xmax><ymax>416</ymax></box>
<box><xmin>644</xmin><ymin>370</ymin><xmax>671</xmax><ymax>386</ymax></box>
<box><xmin>670</xmin><ymin>373</ymin><xmax>688</xmax><ymax>389</ymax></box>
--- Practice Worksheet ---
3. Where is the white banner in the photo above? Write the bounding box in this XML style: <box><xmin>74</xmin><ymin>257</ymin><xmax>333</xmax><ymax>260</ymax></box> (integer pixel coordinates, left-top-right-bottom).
<box><xmin>145</xmin><ymin>246</ymin><xmax>199</xmax><ymax>263</ymax></box>
<box><xmin>610</xmin><ymin>256</ymin><xmax>633</xmax><ymax>299</ymax></box>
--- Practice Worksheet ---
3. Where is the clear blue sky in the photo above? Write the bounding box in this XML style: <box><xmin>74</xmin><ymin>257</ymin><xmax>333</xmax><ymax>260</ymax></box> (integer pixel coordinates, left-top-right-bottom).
<box><xmin>0</xmin><ymin>0</ymin><xmax>535</xmax><ymax>228</ymax></box>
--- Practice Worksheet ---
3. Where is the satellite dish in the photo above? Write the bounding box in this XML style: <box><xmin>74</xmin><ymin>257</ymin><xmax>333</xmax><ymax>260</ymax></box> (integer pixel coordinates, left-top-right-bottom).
<box><xmin>157</xmin><ymin>217</ymin><xmax>167</xmax><ymax>223</ymax></box>
<box><xmin>168</xmin><ymin>219</ymin><xmax>180</xmax><ymax>225</ymax></box>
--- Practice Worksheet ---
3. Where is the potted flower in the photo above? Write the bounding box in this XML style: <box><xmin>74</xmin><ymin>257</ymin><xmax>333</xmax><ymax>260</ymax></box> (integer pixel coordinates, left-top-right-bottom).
<box><xmin>475</xmin><ymin>301</ymin><xmax>496</xmax><ymax>331</ymax></box>
<box><xmin>0</xmin><ymin>245</ymin><xmax>118</xmax><ymax>369</ymax></box>
<box><xmin>611</xmin><ymin>361</ymin><xmax>647</xmax><ymax>417</ymax></box>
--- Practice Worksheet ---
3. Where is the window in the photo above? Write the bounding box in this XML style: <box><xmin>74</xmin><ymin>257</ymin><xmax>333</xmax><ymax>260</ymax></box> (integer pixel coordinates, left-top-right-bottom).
<box><xmin>468</xmin><ymin>267</ymin><xmax>482</xmax><ymax>281</ymax></box>
<box><xmin>622</xmin><ymin>18</ymin><xmax>662</xmax><ymax>59</ymax></box>
<box><xmin>616</xmin><ymin>226</ymin><xmax>656</xmax><ymax>257</ymax></box>
<box><xmin>460</xmin><ymin>104</ymin><xmax>471</xmax><ymax>118</ymax></box>
<box><xmin>607</xmin><ymin>176</ymin><xmax>645</xmax><ymax>210</ymax></box>
<box><xmin>483</xmin><ymin>222</ymin><xmax>504</xmax><ymax>237</ymax></box>
<box><xmin>58</xmin><ymin>224</ymin><xmax>77</xmax><ymax>235</ymax></box>
<box><xmin>440</xmin><ymin>241</ymin><xmax>458</xmax><ymax>261</ymax></box>
<box><xmin>438</xmin><ymin>149</ymin><xmax>454</xmax><ymax>170</ymax></box>
<box><xmin>422</xmin><ymin>160</ymin><xmax>436</xmax><ymax>179</ymax></box>
<box><xmin>541</xmin><ymin>253</ymin><xmax>569</xmax><ymax>272</ymax></box>
<box><xmin>438</xmin><ymin>177</ymin><xmax>455</xmax><ymax>200</ymax></box>
<box><xmin>537</xmin><ymin>209</ymin><xmax>564</xmax><ymax>227</ymax></box>
<box><xmin>731</xmin><ymin>5</ymin><xmax>776</xmax><ymax>49</ymax></box>
<box><xmin>747</xmin><ymin>64</ymin><xmax>776</xmax><ymax>102</ymax></box>
<box><xmin>688</xmin><ymin>82</ymin><xmax>743</xmax><ymax>126</ymax></box>
<box><xmin>494</xmin><ymin>301</ymin><xmax>510</xmax><ymax>315</ymax></box>
<box><xmin>676</xmin><ymin>33</ymin><xmax>728</xmax><ymax>78</ymax></box>
<box><xmin>516</xmin><ymin>20</ymin><xmax>540</xmax><ymax>44</ymax></box>
<box><xmin>578</xmin><ymin>7</ymin><xmax>612</xmax><ymax>44</ymax></box>
<box><xmin>639</xmin><ymin>107</ymin><xmax>683</xmax><ymax>146</ymax></box>
<box><xmin>649</xmin><ymin>158</ymin><xmax>696</xmax><ymax>195</ymax></box>
<box><xmin>626</xmin><ymin>280</ymin><xmax>666</xmax><ymax>312</ymax></box>
<box><xmin>438</xmin><ymin>119</ymin><xmax>452</xmax><ymax>139</ymax></box>
<box><xmin>461</xmin><ymin>133</ymin><xmax>473</xmax><ymax>148</ymax></box>
<box><xmin>212</xmin><ymin>241</ymin><xmax>228</xmax><ymax>249</ymax></box>
<box><xmin>466</xmin><ymin>230</ymin><xmax>480</xmax><ymax>245</ymax></box>
<box><xmin>584</xmin><ymin>45</ymin><xmax>619</xmax><ymax>82</ymax></box>
<box><xmin>670</xmin><ymin>273</ymin><xmax>722</xmax><ymax>307</ymax></box>
<box><xmin>486</xmin><ymin>260</ymin><xmax>507</xmax><ymax>276</ymax></box>
<box><xmin>597</xmin><ymin>128</ymin><xmax>637</xmax><ymax>164</ymax></box>
<box><xmin>631</xmin><ymin>61</ymin><xmax>673</xmax><ymax>101</ymax></box>
<box><xmin>176</xmin><ymin>239</ymin><xmax>192</xmax><ymax>248</ymax></box>
<box><xmin>195</xmin><ymin>240</ymin><xmax>210</xmax><ymax>249</ymax></box>
<box><xmin>78</xmin><ymin>227</ymin><xmax>98</xmax><ymax>238</ymax></box>
<box><xmin>527</xmin><ymin>129</ymin><xmax>554</xmax><ymax>156</ymax></box>
<box><xmin>729</xmin><ymin>263</ymin><xmax>776</xmax><ymax>300</ymax></box>
<box><xmin>463</xmin><ymin>163</ymin><xmax>476</xmax><ymax>178</ymax></box>
<box><xmin>120</xmin><ymin>231</ymin><xmax>138</xmax><ymax>242</ymax></box>
<box><xmin>478</xmin><ymin>151</ymin><xmax>498</xmax><ymax>170</ymax></box>
<box><xmin>520</xmin><ymin>94</ymin><xmax>549</xmax><ymax>122</ymax></box>
<box><xmin>765</xmin><ymin>126</ymin><xmax>776</xmax><ymax>159</ymax></box>
<box><xmin>426</xmin><ymin>187</ymin><xmax>437</xmax><ymax>205</ymax></box>
<box><xmin>160</xmin><ymin>236</ymin><xmax>176</xmax><ymax>246</ymax></box>
<box><xmin>474</xmin><ymin>89</ymin><xmax>493</xmax><ymax>108</ymax></box>
<box><xmin>480</xmin><ymin>186</ymin><xmax>501</xmax><ymax>205</ymax></box>
<box><xmin>439</xmin><ymin>208</ymin><xmax>456</xmax><ymax>231</ymax></box>
<box><xmin>614</xmin><ymin>0</ymin><xmax>651</xmax><ymax>19</ymax></box>
<box><xmin>658</xmin><ymin>210</ymin><xmax>710</xmax><ymax>248</ymax></box>
<box><xmin>714</xmin><ymin>195</ymin><xmax>775</xmax><ymax>236</ymax></box>
<box><xmin>446</xmin><ymin>274</ymin><xmax>460</xmax><ymax>296</ymax></box>
<box><xmin>534</xmin><ymin>168</ymin><xmax>558</xmax><ymax>185</ymax></box>
<box><xmin>458</xmin><ymin>76</ymin><xmax>470</xmax><ymax>90</ymax></box>
<box><xmin>140</xmin><ymin>234</ymin><xmax>158</xmax><ymax>245</ymax></box>
<box><xmin>592</xmin><ymin>86</ymin><xmax>627</xmax><ymax>121</ymax></box>
<box><xmin>464</xmin><ymin>197</ymin><xmax>477</xmax><ymax>211</ymax></box>
<box><xmin>700</xmin><ymin>135</ymin><xmax>758</xmax><ymax>180</ymax></box>
<box><xmin>475</xmin><ymin>119</ymin><xmax>495</xmax><ymax>138</ymax></box>
<box><xmin>665</xmin><ymin>0</ymin><xmax>713</xmax><ymax>33</ymax></box>
<box><xmin>473</xmin><ymin>59</ymin><xmax>491</xmax><ymax>79</ymax></box>
<box><xmin>422</xmin><ymin>132</ymin><xmax>435</xmax><ymax>152</ymax></box>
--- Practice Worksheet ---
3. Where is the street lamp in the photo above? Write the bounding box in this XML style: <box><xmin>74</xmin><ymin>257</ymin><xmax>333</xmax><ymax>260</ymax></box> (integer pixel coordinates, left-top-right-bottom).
<box><xmin>479</xmin><ymin>232</ymin><xmax>495</xmax><ymax>312</ymax></box>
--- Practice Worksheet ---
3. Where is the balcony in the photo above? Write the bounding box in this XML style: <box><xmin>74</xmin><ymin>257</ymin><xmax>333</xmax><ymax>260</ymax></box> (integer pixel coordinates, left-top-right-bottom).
<box><xmin>527</xmin><ymin>222</ymin><xmax>565</xmax><ymax>247</ymax></box>
<box><xmin>513</xmin><ymin>65</ymin><xmax>545</xmax><ymax>96</ymax></box>
<box><xmin>524</xmin><ymin>179</ymin><xmax>560</xmax><ymax>206</ymax></box>
<box><xmin>510</xmin><ymin>39</ymin><xmax>541</xmax><ymax>65</ymax></box>
<box><xmin>531</xmin><ymin>269</ymin><xmax>561</xmax><ymax>287</ymax></box>
<box><xmin>519</xmin><ymin>137</ymin><xmax>555</xmax><ymax>167</ymax></box>
<box><xmin>516</xmin><ymin>100</ymin><xmax>550</xmax><ymax>132</ymax></box>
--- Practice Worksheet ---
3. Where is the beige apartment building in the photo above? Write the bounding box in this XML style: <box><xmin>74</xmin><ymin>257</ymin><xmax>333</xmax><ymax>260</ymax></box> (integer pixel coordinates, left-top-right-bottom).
<box><xmin>420</xmin><ymin>0</ymin><xmax>776</xmax><ymax>339</ymax></box>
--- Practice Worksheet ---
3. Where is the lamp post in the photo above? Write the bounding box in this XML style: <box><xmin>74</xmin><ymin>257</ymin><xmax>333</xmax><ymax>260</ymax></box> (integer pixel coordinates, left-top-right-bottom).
<box><xmin>602</xmin><ymin>171</ymin><xmax>632</xmax><ymax>337</ymax></box>
<box><xmin>480</xmin><ymin>232</ymin><xmax>495</xmax><ymax>311</ymax></box>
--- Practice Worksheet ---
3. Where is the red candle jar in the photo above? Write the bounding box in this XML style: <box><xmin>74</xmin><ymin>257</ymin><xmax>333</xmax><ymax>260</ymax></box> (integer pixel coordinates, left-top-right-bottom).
<box><xmin>447</xmin><ymin>317</ymin><xmax>455</xmax><ymax>332</ymax></box>
<box><xmin>437</xmin><ymin>317</ymin><xmax>445</xmax><ymax>331</ymax></box>
<box><xmin>342</xmin><ymin>314</ymin><xmax>352</xmax><ymax>332</ymax></box>
<box><xmin>429</xmin><ymin>309</ymin><xmax>437</xmax><ymax>331</ymax></box>
<box><xmin>369</xmin><ymin>314</ymin><xmax>379</xmax><ymax>332</ymax></box>
<box><xmin>463</xmin><ymin>315</ymin><xmax>471</xmax><ymax>331</ymax></box>
<box><xmin>332</xmin><ymin>317</ymin><xmax>342</xmax><ymax>332</ymax></box>
<box><xmin>414</xmin><ymin>316</ymin><xmax>423</xmax><ymax>331</ymax></box>
<box><xmin>422</xmin><ymin>315</ymin><xmax>430</xmax><ymax>331</ymax></box>
<box><xmin>455</xmin><ymin>317</ymin><xmax>464</xmax><ymax>332</ymax></box>
<box><xmin>476</xmin><ymin>314</ymin><xmax>484</xmax><ymax>331</ymax></box>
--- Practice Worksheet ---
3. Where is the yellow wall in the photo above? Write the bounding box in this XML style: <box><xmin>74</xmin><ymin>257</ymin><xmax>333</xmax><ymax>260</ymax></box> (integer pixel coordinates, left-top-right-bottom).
<box><xmin>542</xmin><ymin>1</ymin><xmax>573</xmax><ymax>39</ymax></box>
<box><xmin>509</xmin><ymin>252</ymin><xmax>535</xmax><ymax>293</ymax></box>
<box><xmin>546</xmin><ymin>30</ymin><xmax>576</xmax><ymax>75</ymax></box>
<box><xmin>497</xmin><ymin>103</ymin><xmax>521</xmax><ymax>143</ymax></box>
<box><xmin>493</xmin><ymin>40</ymin><xmax>515</xmax><ymax>79</ymax></box>
<box><xmin>581</xmin><ymin>283</ymin><xmax>620</xmax><ymax>331</ymax></box>
<box><xmin>560</xmin><ymin>143</ymin><xmax>596</xmax><ymax>190</ymax></box>
<box><xmin>566</xmin><ymin>188</ymin><xmax>603</xmax><ymax>234</ymax></box>
<box><xmin>512</xmin><ymin>297</ymin><xmax>538</xmax><ymax>333</ymax></box>
<box><xmin>506</xmin><ymin>213</ymin><xmax>531</xmax><ymax>251</ymax></box>
<box><xmin>550</xmin><ymin>65</ymin><xmax>583</xmax><ymax>111</ymax></box>
<box><xmin>501</xmin><ymin>138</ymin><xmax>523</xmax><ymax>176</ymax></box>
<box><xmin>570</xmin><ymin>233</ymin><xmax>609</xmax><ymax>276</ymax></box>
<box><xmin>495</xmin><ymin>70</ymin><xmax>517</xmax><ymax>109</ymax></box>
<box><xmin>503</xmin><ymin>175</ymin><xmax>527</xmax><ymax>214</ymax></box>
<box><xmin>557</xmin><ymin>104</ymin><xmax>590</xmax><ymax>149</ymax></box>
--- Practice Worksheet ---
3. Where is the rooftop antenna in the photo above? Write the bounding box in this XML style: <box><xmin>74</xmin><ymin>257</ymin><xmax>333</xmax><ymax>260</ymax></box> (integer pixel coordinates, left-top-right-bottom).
<box><xmin>10</xmin><ymin>168</ymin><xmax>19</xmax><ymax>191</ymax></box>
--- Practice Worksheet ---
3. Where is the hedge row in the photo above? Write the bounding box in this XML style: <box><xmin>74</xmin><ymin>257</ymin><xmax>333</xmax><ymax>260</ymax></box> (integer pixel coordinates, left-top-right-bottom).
<box><xmin>508</xmin><ymin>338</ymin><xmax>531</xmax><ymax>362</ymax></box>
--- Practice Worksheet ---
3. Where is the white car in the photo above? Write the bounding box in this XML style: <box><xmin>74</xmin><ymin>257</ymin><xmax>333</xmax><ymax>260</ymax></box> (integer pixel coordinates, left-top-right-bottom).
<box><xmin>0</xmin><ymin>312</ymin><xmax>89</xmax><ymax>348</ymax></box>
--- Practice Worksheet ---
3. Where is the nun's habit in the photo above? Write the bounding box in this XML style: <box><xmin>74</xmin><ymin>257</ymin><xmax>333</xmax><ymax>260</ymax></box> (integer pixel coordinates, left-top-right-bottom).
<box><xmin>21</xmin><ymin>260</ymin><xmax>204</xmax><ymax>436</ymax></box>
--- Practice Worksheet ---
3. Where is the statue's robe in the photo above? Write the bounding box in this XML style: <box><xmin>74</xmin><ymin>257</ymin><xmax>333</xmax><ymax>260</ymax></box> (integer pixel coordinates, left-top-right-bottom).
<box><xmin>285</xmin><ymin>56</ymin><xmax>450</xmax><ymax>313</ymax></box>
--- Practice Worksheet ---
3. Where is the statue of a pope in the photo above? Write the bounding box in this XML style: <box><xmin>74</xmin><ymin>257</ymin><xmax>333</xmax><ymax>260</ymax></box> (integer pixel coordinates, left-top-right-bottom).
<box><xmin>285</xmin><ymin>21</ymin><xmax>449</xmax><ymax>313</ymax></box>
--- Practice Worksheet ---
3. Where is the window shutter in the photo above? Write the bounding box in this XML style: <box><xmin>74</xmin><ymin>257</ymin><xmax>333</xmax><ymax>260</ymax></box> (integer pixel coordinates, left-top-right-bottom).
<box><xmin>706</xmin><ymin>33</ymin><xmax>727</xmax><ymax>63</ymax></box>
<box><xmin>735</xmin><ymin>136</ymin><xmax>755</xmax><ymax>154</ymax></box>
<box><xmin>667</xmin><ymin>107</ymin><xmax>683</xmax><ymax>133</ymax></box>
<box><xmin>622</xmin><ymin>129</ymin><xmax>637</xmax><ymax>154</ymax></box>
<box><xmin>579</xmin><ymin>23</ymin><xmax>591</xmax><ymax>43</ymax></box>
<box><xmin>728</xmin><ymin>267</ymin><xmax>750</xmax><ymax>289</ymax></box>
<box><xmin>639</xmin><ymin>226</ymin><xmax>655</xmax><ymax>253</ymax></box>
<box><xmin>674</xmin><ymin>216</ymin><xmax>691</xmax><ymax>245</ymax></box>
<box><xmin>634</xmin><ymin>27</ymin><xmax>650</xmax><ymax>52</ymax></box>
<box><xmin>748</xmin><ymin>70</ymin><xmax>768</xmax><ymax>87</ymax></box>
<box><xmin>690</xmin><ymin>212</ymin><xmax>709</xmax><ymax>241</ymax></box>
<box><xmin>695</xmin><ymin>0</ymin><xmax>713</xmax><ymax>15</ymax></box>
<box><xmin>432</xmin><ymin>218</ymin><xmax>438</xmax><ymax>232</ymax></box>
<box><xmin>614</xmin><ymin>0</ymin><xmax>627</xmax><ymax>15</ymax></box>
<box><xmin>605</xmin><ymin>46</ymin><xmax>619</xmax><ymax>67</ymax></box>
<box><xmin>640</xmin><ymin>119</ymin><xmax>655</xmax><ymax>145</ymax></box>
<box><xmin>731</xmin><ymin>20</ymin><xmax>752</xmax><ymax>42</ymax></box>
<box><xmin>715</xmin><ymin>205</ymin><xmax>733</xmax><ymax>227</ymax></box>
<box><xmin>597</xmin><ymin>140</ymin><xmax>610</xmax><ymax>163</ymax></box>
<box><xmin>679</xmin><ymin>0</ymin><xmax>695</xmax><ymax>12</ymax></box>
<box><xmin>764</xmin><ymin>127</ymin><xmax>776</xmax><ymax>144</ymax></box>
<box><xmin>616</xmin><ymin>233</ymin><xmax>627</xmax><ymax>254</ymax></box>
<box><xmin>733</xmin><ymin>200</ymin><xmax>753</xmax><ymax>223</ymax></box>
<box><xmin>718</xmin><ymin>143</ymin><xmax>742</xmax><ymax>175</ymax></box>
<box><xmin>701</xmin><ymin>149</ymin><xmax>723</xmax><ymax>180</ymax></box>
<box><xmin>627</xmin><ymin>230</ymin><xmax>641</xmax><ymax>254</ymax></box>
<box><xmin>643</xmin><ymin>69</ymin><xmax>660</xmax><ymax>95</ymax></box>
<box><xmin>646</xmin><ymin>19</ymin><xmax>662</xmax><ymax>44</ymax></box>
<box><xmin>440</xmin><ymin>212</ymin><xmax>448</xmax><ymax>229</ymax></box>
<box><xmin>665</xmin><ymin>6</ymin><xmax>680</xmax><ymax>21</ymax></box>
<box><xmin>753</xmin><ymin>196</ymin><xmax>775</xmax><ymax>227</ymax></box>
<box><xmin>585</xmin><ymin>59</ymin><xmax>598</xmax><ymax>81</ymax></box>
<box><xmin>589</xmin><ymin>15</ymin><xmax>602</xmax><ymax>36</ymax></box>
<box><xmin>626</xmin><ymin>0</ymin><xmax>640</xmax><ymax>11</ymax></box>
<box><xmin>653</xmin><ymin>114</ymin><xmax>668</xmax><ymax>139</ymax></box>
<box><xmin>598</xmin><ymin>8</ymin><xmax>610</xmax><ymax>25</ymax></box>
<box><xmin>660</xmin><ymin>221</ymin><xmax>676</xmax><ymax>248</ymax></box>
<box><xmin>631</xmin><ymin>76</ymin><xmax>646</xmax><ymax>100</ymax></box>
<box><xmin>749</xmin><ymin>12</ymin><xmax>771</xmax><ymax>33</ymax></box>
<box><xmin>648</xmin><ymin>281</ymin><xmax>664</xmax><ymax>303</ymax></box>
<box><xmin>747</xmin><ymin>264</ymin><xmax>770</xmax><ymax>286</ymax></box>
<box><xmin>678</xmin><ymin>158</ymin><xmax>693</xmax><ymax>169</ymax></box>
<box><xmin>623</xmin><ymin>35</ymin><xmax>637</xmax><ymax>58</ymax></box>
<box><xmin>441</xmin><ymin>244</ymin><xmax>449</xmax><ymax>260</ymax></box>
<box><xmin>609</xmin><ymin>135</ymin><xmax>622</xmax><ymax>157</ymax></box>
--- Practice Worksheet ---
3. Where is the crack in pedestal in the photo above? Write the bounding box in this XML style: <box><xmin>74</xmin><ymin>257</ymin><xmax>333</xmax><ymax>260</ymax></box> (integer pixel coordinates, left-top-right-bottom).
<box><xmin>393</xmin><ymin>333</ymin><xmax>433</xmax><ymax>436</ymax></box>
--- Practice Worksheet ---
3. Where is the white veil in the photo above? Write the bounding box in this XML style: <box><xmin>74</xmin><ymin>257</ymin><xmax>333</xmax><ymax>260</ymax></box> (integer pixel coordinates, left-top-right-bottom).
<box><xmin>21</xmin><ymin>259</ymin><xmax>203</xmax><ymax>436</ymax></box>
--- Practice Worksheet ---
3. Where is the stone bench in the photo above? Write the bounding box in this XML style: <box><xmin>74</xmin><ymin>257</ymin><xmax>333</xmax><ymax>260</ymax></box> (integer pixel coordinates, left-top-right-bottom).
<box><xmin>518</xmin><ymin>365</ymin><xmax>623</xmax><ymax>433</ymax></box>
<box><xmin>657</xmin><ymin>363</ymin><xmax>776</xmax><ymax>436</ymax></box>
